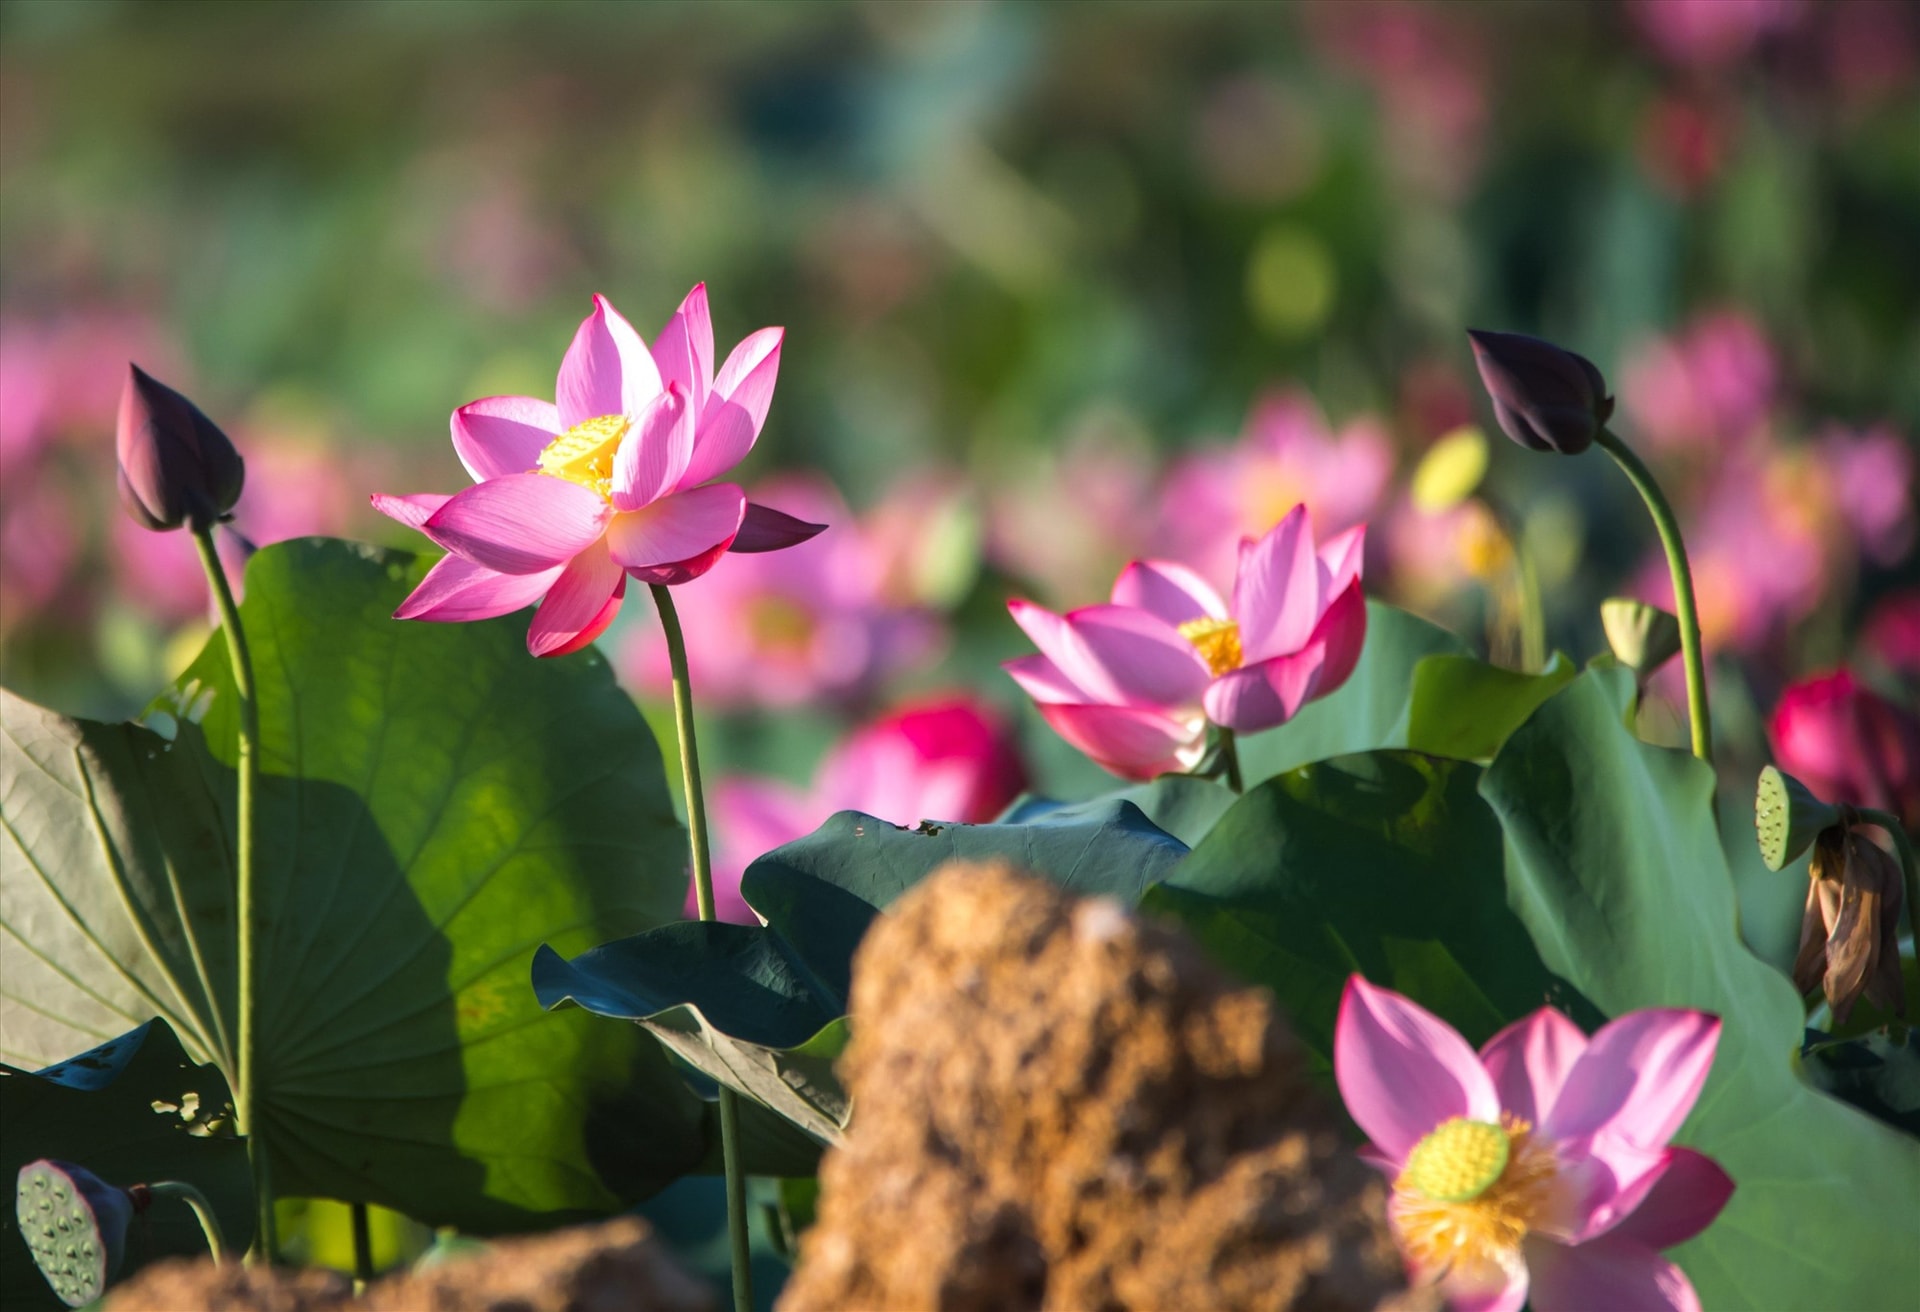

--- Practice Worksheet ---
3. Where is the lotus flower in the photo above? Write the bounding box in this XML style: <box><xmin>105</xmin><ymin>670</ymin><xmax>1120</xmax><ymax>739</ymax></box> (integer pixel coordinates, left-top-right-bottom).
<box><xmin>1005</xmin><ymin>505</ymin><xmax>1366</xmax><ymax>780</ymax></box>
<box><xmin>1467</xmin><ymin>329</ymin><xmax>1613</xmax><ymax>456</ymax></box>
<box><xmin>1335</xmin><ymin>977</ymin><xmax>1733</xmax><ymax>1312</ymax></box>
<box><xmin>704</xmin><ymin>697</ymin><xmax>1029</xmax><ymax>921</ymax></box>
<box><xmin>115</xmin><ymin>365</ymin><xmax>245</xmax><ymax>532</ymax></box>
<box><xmin>372</xmin><ymin>287</ymin><xmax>823</xmax><ymax>657</ymax></box>
<box><xmin>1769</xmin><ymin>668</ymin><xmax>1920</xmax><ymax>833</ymax></box>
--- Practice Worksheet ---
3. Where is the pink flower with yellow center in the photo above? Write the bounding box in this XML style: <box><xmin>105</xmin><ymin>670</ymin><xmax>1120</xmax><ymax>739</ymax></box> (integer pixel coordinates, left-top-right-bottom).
<box><xmin>1335</xmin><ymin>976</ymin><xmax>1734</xmax><ymax>1312</ymax></box>
<box><xmin>1005</xmin><ymin>504</ymin><xmax>1366</xmax><ymax>780</ymax></box>
<box><xmin>372</xmin><ymin>287</ymin><xmax>822</xmax><ymax>657</ymax></box>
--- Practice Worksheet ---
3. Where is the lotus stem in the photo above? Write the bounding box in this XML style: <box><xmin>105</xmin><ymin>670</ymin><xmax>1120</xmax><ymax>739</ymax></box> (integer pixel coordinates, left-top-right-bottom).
<box><xmin>351</xmin><ymin>1200</ymin><xmax>373</xmax><ymax>1293</ymax></box>
<box><xmin>190</xmin><ymin>526</ymin><xmax>273</xmax><ymax>1261</ymax></box>
<box><xmin>148</xmin><ymin>1181</ymin><xmax>228</xmax><ymax>1265</ymax></box>
<box><xmin>1593</xmin><ymin>428</ymin><xmax>1711</xmax><ymax>761</ymax></box>
<box><xmin>1216</xmin><ymin>728</ymin><xmax>1244</xmax><ymax>794</ymax></box>
<box><xmin>648</xmin><ymin>584</ymin><xmax>753</xmax><ymax>1312</ymax></box>
<box><xmin>1484</xmin><ymin>496</ymin><xmax>1546</xmax><ymax>673</ymax></box>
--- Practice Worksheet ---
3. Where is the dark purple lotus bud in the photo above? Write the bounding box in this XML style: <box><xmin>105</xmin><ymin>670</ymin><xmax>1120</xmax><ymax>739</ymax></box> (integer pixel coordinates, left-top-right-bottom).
<box><xmin>115</xmin><ymin>364</ymin><xmax>245</xmax><ymax>532</ymax></box>
<box><xmin>1466</xmin><ymin>329</ymin><xmax>1614</xmax><ymax>456</ymax></box>
<box><xmin>15</xmin><ymin>1159</ymin><xmax>140</xmax><ymax>1307</ymax></box>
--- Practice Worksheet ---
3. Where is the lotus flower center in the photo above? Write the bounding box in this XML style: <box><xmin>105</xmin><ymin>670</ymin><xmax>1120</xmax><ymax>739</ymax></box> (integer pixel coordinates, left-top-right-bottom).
<box><xmin>1391</xmin><ymin>1115</ymin><xmax>1568</xmax><ymax>1286</ymax></box>
<box><xmin>537</xmin><ymin>414</ymin><xmax>630</xmax><ymax>500</ymax></box>
<box><xmin>1178</xmin><ymin>617</ymin><xmax>1243</xmax><ymax>676</ymax></box>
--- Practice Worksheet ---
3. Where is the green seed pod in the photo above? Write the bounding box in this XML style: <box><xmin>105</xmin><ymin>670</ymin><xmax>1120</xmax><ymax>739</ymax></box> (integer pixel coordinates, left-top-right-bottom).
<box><xmin>15</xmin><ymin>1160</ymin><xmax>136</xmax><ymax>1307</ymax></box>
<box><xmin>1754</xmin><ymin>765</ymin><xmax>1842</xmax><ymax>872</ymax></box>
<box><xmin>1601</xmin><ymin>597</ymin><xmax>1683</xmax><ymax>680</ymax></box>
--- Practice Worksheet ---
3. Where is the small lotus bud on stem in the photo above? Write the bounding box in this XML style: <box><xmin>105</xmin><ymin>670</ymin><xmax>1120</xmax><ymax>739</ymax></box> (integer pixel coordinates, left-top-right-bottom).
<box><xmin>116</xmin><ymin>364</ymin><xmax>245</xmax><ymax>532</ymax></box>
<box><xmin>1465</xmin><ymin>330</ymin><xmax>1613</xmax><ymax>456</ymax></box>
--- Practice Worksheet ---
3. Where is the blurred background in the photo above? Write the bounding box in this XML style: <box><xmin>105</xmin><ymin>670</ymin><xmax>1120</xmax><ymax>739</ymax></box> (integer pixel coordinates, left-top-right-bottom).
<box><xmin>3</xmin><ymin>0</ymin><xmax>1916</xmax><ymax>1295</ymax></box>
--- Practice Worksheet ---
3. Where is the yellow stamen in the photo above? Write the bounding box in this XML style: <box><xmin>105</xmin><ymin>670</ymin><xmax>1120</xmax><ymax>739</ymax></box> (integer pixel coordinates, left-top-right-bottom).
<box><xmin>1392</xmin><ymin>1115</ymin><xmax>1568</xmax><ymax>1287</ymax></box>
<box><xmin>1178</xmin><ymin>616</ymin><xmax>1243</xmax><ymax>677</ymax></box>
<box><xmin>536</xmin><ymin>414</ymin><xmax>630</xmax><ymax>500</ymax></box>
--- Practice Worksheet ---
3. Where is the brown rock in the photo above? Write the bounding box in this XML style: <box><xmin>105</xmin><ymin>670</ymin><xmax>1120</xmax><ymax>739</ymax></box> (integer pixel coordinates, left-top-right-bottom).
<box><xmin>780</xmin><ymin>862</ymin><xmax>1427</xmax><ymax>1312</ymax></box>
<box><xmin>104</xmin><ymin>1215</ymin><xmax>712</xmax><ymax>1312</ymax></box>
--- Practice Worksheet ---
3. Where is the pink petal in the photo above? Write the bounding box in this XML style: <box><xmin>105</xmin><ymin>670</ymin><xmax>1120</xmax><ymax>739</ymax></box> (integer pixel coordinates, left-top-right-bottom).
<box><xmin>1541</xmin><ymin>1010</ymin><xmax>1721</xmax><ymax>1150</ymax></box>
<box><xmin>729</xmin><ymin>501</ymin><xmax>827</xmax><ymax>553</ymax></box>
<box><xmin>1008</xmin><ymin>601</ymin><xmax>1209</xmax><ymax>711</ymax></box>
<box><xmin>1234</xmin><ymin>504</ymin><xmax>1324</xmax><ymax>662</ymax></box>
<box><xmin>1202</xmin><ymin>641</ymin><xmax>1326</xmax><ymax>733</ymax></box>
<box><xmin>704</xmin><ymin>777</ymin><xmax>814</xmax><ymax>923</ymax></box>
<box><xmin>450</xmin><ymin>395</ymin><xmax>559</xmax><ymax>482</ymax></box>
<box><xmin>1524</xmin><ymin>1236</ymin><xmax>1702</xmax><ymax>1312</ymax></box>
<box><xmin>678</xmin><ymin>326</ymin><xmax>782</xmax><ymax>489</ymax></box>
<box><xmin>1480</xmin><ymin>1006</ymin><xmax>1589</xmax><ymax>1127</ymax></box>
<box><xmin>611</xmin><ymin>383</ymin><xmax>693</xmax><ymax>511</ymax></box>
<box><xmin>421</xmin><ymin>473</ymin><xmax>610</xmax><ymax>575</ymax></box>
<box><xmin>1605</xmin><ymin>1147</ymin><xmax>1735</xmax><ymax>1250</ymax></box>
<box><xmin>1307</xmin><ymin>578</ymin><xmax>1367</xmax><ymax>697</ymax></box>
<box><xmin>527</xmin><ymin>538</ymin><xmax>627</xmax><ymax>658</ymax></box>
<box><xmin>1033</xmin><ymin>701</ymin><xmax>1206</xmax><ymax>781</ymax></box>
<box><xmin>556</xmin><ymin>293</ymin><xmax>662</xmax><ymax>429</ymax></box>
<box><xmin>1564</xmin><ymin>1136</ymin><xmax>1671</xmax><ymax>1243</ymax></box>
<box><xmin>394</xmin><ymin>553</ymin><xmax>562</xmax><ymax>622</ymax></box>
<box><xmin>1003</xmin><ymin>652</ymin><xmax>1088</xmax><ymax>704</ymax></box>
<box><xmin>606</xmin><ymin>481</ymin><xmax>747</xmax><ymax>571</ymax></box>
<box><xmin>1447</xmin><ymin>1272</ymin><xmax>1531</xmax><ymax>1312</ymax></box>
<box><xmin>1333</xmin><ymin>975</ymin><xmax>1500</xmax><ymax>1164</ymax></box>
<box><xmin>371</xmin><ymin>492</ymin><xmax>452</xmax><ymax>531</ymax></box>
<box><xmin>1110</xmin><ymin>559</ymin><xmax>1227</xmax><ymax>626</ymax></box>
<box><xmin>651</xmin><ymin>282</ymin><xmax>714</xmax><ymax>411</ymax></box>
<box><xmin>1319</xmin><ymin>522</ymin><xmax>1367</xmax><ymax>596</ymax></box>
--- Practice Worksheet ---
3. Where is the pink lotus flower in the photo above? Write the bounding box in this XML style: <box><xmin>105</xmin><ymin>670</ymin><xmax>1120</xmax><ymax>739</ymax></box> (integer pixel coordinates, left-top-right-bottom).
<box><xmin>1006</xmin><ymin>505</ymin><xmax>1366</xmax><ymax>780</ymax></box>
<box><xmin>1154</xmin><ymin>390</ymin><xmax>1391</xmax><ymax>590</ymax></box>
<box><xmin>1335</xmin><ymin>976</ymin><xmax>1733</xmax><ymax>1312</ymax></box>
<box><xmin>703</xmin><ymin>697</ymin><xmax>1028</xmax><ymax>922</ymax></box>
<box><xmin>1770</xmin><ymin>668</ymin><xmax>1920</xmax><ymax>834</ymax></box>
<box><xmin>372</xmin><ymin>287</ymin><xmax>821</xmax><ymax>657</ymax></box>
<box><xmin>1620</xmin><ymin>311</ymin><xmax>1777</xmax><ymax>455</ymax></box>
<box><xmin>620</xmin><ymin>474</ymin><xmax>942</xmax><ymax>710</ymax></box>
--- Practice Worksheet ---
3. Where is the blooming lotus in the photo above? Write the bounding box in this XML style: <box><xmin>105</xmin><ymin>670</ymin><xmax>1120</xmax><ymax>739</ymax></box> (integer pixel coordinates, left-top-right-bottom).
<box><xmin>704</xmin><ymin>697</ymin><xmax>1029</xmax><ymax>922</ymax></box>
<box><xmin>1335</xmin><ymin>976</ymin><xmax>1733</xmax><ymax>1312</ymax></box>
<box><xmin>1770</xmin><ymin>668</ymin><xmax>1920</xmax><ymax>834</ymax></box>
<box><xmin>373</xmin><ymin>288</ymin><xmax>823</xmax><ymax>656</ymax></box>
<box><xmin>1005</xmin><ymin>504</ymin><xmax>1366</xmax><ymax>780</ymax></box>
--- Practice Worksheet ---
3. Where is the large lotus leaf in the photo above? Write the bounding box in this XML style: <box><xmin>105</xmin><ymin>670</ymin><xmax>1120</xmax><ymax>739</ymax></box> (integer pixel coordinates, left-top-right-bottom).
<box><xmin>1481</xmin><ymin>671</ymin><xmax>1920</xmax><ymax>1311</ymax></box>
<box><xmin>533</xmin><ymin>925</ymin><xmax>848</xmax><ymax>1145</ymax></box>
<box><xmin>1</xmin><ymin>1019</ymin><xmax>253</xmax><ymax>1309</ymax></box>
<box><xmin>741</xmin><ymin>801</ymin><xmax>1188</xmax><ymax>1001</ymax></box>
<box><xmin>1</xmin><ymin>539</ymin><xmax>707</xmax><ymax>1232</ymax></box>
<box><xmin>996</xmin><ymin>774</ymin><xmax>1240</xmax><ymax>847</ymax></box>
<box><xmin>1404</xmin><ymin>650</ymin><xmax>1576</xmax><ymax>761</ymax></box>
<box><xmin>1144</xmin><ymin>752</ymin><xmax>1595</xmax><ymax>1064</ymax></box>
<box><xmin>1235</xmin><ymin>602</ymin><xmax>1468</xmax><ymax>784</ymax></box>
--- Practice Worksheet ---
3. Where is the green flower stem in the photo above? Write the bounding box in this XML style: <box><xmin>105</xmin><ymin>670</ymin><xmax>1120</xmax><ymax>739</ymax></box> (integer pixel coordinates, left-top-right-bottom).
<box><xmin>189</xmin><ymin>526</ymin><xmax>273</xmax><ymax>1261</ymax></box>
<box><xmin>1485</xmin><ymin>496</ymin><xmax>1546</xmax><ymax>673</ymax></box>
<box><xmin>648</xmin><ymin>584</ymin><xmax>752</xmax><ymax>1312</ymax></box>
<box><xmin>350</xmin><ymin>1200</ymin><xmax>373</xmax><ymax>1294</ymax></box>
<box><xmin>1859</xmin><ymin>808</ymin><xmax>1920</xmax><ymax>999</ymax></box>
<box><xmin>1216</xmin><ymin>728</ymin><xmax>1244</xmax><ymax>794</ymax></box>
<box><xmin>1593</xmin><ymin>428</ymin><xmax>1711</xmax><ymax>761</ymax></box>
<box><xmin>148</xmin><ymin>1181</ymin><xmax>228</xmax><ymax>1265</ymax></box>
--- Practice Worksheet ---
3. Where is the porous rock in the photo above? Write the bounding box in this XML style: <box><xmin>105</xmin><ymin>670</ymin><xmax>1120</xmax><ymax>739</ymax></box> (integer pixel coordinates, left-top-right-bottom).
<box><xmin>103</xmin><ymin>1215</ymin><xmax>712</xmax><ymax>1312</ymax></box>
<box><xmin>780</xmin><ymin>861</ymin><xmax>1426</xmax><ymax>1312</ymax></box>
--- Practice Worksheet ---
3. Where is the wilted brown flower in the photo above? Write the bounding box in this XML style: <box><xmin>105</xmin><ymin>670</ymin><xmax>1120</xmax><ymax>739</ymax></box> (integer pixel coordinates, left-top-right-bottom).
<box><xmin>1793</xmin><ymin>824</ymin><xmax>1906</xmax><ymax>1023</ymax></box>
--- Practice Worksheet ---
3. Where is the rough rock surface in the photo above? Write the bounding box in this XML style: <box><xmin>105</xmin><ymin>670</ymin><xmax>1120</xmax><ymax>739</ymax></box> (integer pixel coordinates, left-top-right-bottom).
<box><xmin>104</xmin><ymin>1215</ymin><xmax>712</xmax><ymax>1312</ymax></box>
<box><xmin>780</xmin><ymin>862</ymin><xmax>1426</xmax><ymax>1312</ymax></box>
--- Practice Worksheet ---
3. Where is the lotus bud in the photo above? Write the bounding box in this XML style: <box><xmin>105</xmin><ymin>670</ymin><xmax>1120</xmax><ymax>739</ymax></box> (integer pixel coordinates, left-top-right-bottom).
<box><xmin>1466</xmin><ymin>329</ymin><xmax>1614</xmax><ymax>456</ymax></box>
<box><xmin>1794</xmin><ymin>826</ymin><xmax>1906</xmax><ymax>1023</ymax></box>
<box><xmin>15</xmin><ymin>1159</ymin><xmax>141</xmax><ymax>1307</ymax></box>
<box><xmin>1602</xmin><ymin>597</ymin><xmax>1683</xmax><ymax>681</ymax></box>
<box><xmin>1755</xmin><ymin>765</ymin><xmax>1842</xmax><ymax>872</ymax></box>
<box><xmin>115</xmin><ymin>364</ymin><xmax>245</xmax><ymax>532</ymax></box>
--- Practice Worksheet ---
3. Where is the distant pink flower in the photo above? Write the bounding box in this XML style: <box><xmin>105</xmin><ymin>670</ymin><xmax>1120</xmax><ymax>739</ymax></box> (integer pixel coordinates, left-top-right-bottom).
<box><xmin>1335</xmin><ymin>976</ymin><xmax>1732</xmax><ymax>1312</ymax></box>
<box><xmin>1770</xmin><ymin>669</ymin><xmax>1920</xmax><ymax>833</ymax></box>
<box><xmin>1620</xmin><ymin>312</ymin><xmax>1776</xmax><ymax>455</ymax></box>
<box><xmin>372</xmin><ymin>288</ymin><xmax>820</xmax><ymax>657</ymax></box>
<box><xmin>1862</xmin><ymin>590</ymin><xmax>1920</xmax><ymax>677</ymax></box>
<box><xmin>1629</xmin><ymin>0</ymin><xmax>1803</xmax><ymax>71</ymax></box>
<box><xmin>1818</xmin><ymin>424</ymin><xmax>1915</xmax><ymax>565</ymax></box>
<box><xmin>987</xmin><ymin>417</ymin><xmax>1159</xmax><ymax>605</ymax></box>
<box><xmin>1006</xmin><ymin>505</ymin><xmax>1367</xmax><ymax>779</ymax></box>
<box><xmin>704</xmin><ymin>697</ymin><xmax>1028</xmax><ymax>921</ymax></box>
<box><xmin>1156</xmin><ymin>390</ymin><xmax>1391</xmax><ymax>589</ymax></box>
<box><xmin>620</xmin><ymin>475</ymin><xmax>942</xmax><ymax>710</ymax></box>
<box><xmin>0</xmin><ymin>483</ymin><xmax>81</xmax><ymax>632</ymax></box>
